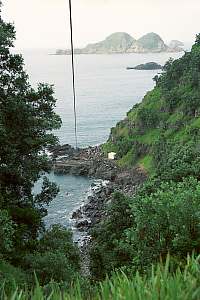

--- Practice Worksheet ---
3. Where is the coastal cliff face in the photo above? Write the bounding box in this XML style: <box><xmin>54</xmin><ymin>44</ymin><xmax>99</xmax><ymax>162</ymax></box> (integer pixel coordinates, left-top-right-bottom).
<box><xmin>56</xmin><ymin>32</ymin><xmax>184</xmax><ymax>55</ymax></box>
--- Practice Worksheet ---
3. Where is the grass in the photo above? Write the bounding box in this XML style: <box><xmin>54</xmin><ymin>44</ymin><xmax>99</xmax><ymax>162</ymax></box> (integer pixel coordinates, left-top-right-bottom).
<box><xmin>117</xmin><ymin>149</ymin><xmax>135</xmax><ymax>168</ymax></box>
<box><xmin>138</xmin><ymin>155</ymin><xmax>154</xmax><ymax>174</ymax></box>
<box><xmin>2</xmin><ymin>255</ymin><xmax>200</xmax><ymax>300</ymax></box>
<box><xmin>99</xmin><ymin>255</ymin><xmax>200</xmax><ymax>300</ymax></box>
<box><xmin>134</xmin><ymin>129</ymin><xmax>160</xmax><ymax>145</ymax></box>
<box><xmin>189</xmin><ymin>117</ymin><xmax>200</xmax><ymax>128</ymax></box>
<box><xmin>101</xmin><ymin>142</ymin><xmax>118</xmax><ymax>155</ymax></box>
<box><xmin>166</xmin><ymin>112</ymin><xmax>184</xmax><ymax>124</ymax></box>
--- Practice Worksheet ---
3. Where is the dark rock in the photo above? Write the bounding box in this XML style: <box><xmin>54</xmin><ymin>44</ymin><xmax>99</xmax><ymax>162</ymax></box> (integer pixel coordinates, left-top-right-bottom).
<box><xmin>51</xmin><ymin>144</ymin><xmax>147</xmax><ymax>238</ymax></box>
<box><xmin>76</xmin><ymin>219</ymin><xmax>89</xmax><ymax>231</ymax></box>
<box><xmin>49</xmin><ymin>144</ymin><xmax>79</xmax><ymax>159</ymax></box>
<box><xmin>127</xmin><ymin>62</ymin><xmax>163</xmax><ymax>70</ymax></box>
<box><xmin>72</xmin><ymin>209</ymin><xmax>83</xmax><ymax>219</ymax></box>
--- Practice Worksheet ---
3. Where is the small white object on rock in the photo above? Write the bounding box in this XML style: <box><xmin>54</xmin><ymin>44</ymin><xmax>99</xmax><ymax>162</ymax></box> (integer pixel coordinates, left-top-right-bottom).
<box><xmin>108</xmin><ymin>152</ymin><xmax>116</xmax><ymax>160</ymax></box>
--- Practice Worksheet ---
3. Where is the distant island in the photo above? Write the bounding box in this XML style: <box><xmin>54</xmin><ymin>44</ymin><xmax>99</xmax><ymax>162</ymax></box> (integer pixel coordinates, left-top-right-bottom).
<box><xmin>55</xmin><ymin>32</ymin><xmax>184</xmax><ymax>55</ymax></box>
<box><xmin>127</xmin><ymin>62</ymin><xmax>163</xmax><ymax>70</ymax></box>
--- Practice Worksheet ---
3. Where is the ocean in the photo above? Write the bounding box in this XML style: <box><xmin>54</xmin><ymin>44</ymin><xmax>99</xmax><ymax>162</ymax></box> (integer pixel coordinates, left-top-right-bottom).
<box><xmin>21</xmin><ymin>49</ymin><xmax>183</xmax><ymax>229</ymax></box>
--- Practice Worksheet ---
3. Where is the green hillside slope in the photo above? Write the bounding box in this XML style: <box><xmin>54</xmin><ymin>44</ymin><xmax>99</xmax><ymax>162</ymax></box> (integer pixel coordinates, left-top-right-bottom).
<box><xmin>91</xmin><ymin>35</ymin><xmax>200</xmax><ymax>282</ymax></box>
<box><xmin>103</xmin><ymin>35</ymin><xmax>200</xmax><ymax>174</ymax></box>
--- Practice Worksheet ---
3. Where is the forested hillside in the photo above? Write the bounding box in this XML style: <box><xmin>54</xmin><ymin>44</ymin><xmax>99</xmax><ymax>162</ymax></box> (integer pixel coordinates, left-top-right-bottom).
<box><xmin>104</xmin><ymin>36</ymin><xmax>200</xmax><ymax>174</ymax></box>
<box><xmin>91</xmin><ymin>34</ymin><xmax>200</xmax><ymax>280</ymax></box>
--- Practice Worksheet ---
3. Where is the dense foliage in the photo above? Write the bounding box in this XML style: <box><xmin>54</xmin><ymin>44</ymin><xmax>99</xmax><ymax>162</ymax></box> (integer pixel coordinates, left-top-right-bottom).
<box><xmin>0</xmin><ymin>2</ymin><xmax>80</xmax><ymax>288</ymax></box>
<box><xmin>2</xmin><ymin>255</ymin><xmax>200</xmax><ymax>299</ymax></box>
<box><xmin>103</xmin><ymin>34</ymin><xmax>200</xmax><ymax>171</ymax></box>
<box><xmin>92</xmin><ymin>34</ymin><xmax>200</xmax><ymax>280</ymax></box>
<box><xmin>90</xmin><ymin>193</ymin><xmax>133</xmax><ymax>280</ymax></box>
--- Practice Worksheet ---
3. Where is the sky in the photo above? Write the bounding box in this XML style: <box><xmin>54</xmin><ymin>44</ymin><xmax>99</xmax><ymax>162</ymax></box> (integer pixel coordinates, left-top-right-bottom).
<box><xmin>1</xmin><ymin>0</ymin><xmax>200</xmax><ymax>49</ymax></box>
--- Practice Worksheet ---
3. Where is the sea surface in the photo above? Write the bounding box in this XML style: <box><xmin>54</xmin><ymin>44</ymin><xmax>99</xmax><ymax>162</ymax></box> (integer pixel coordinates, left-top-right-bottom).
<box><xmin>20</xmin><ymin>49</ymin><xmax>183</xmax><ymax>229</ymax></box>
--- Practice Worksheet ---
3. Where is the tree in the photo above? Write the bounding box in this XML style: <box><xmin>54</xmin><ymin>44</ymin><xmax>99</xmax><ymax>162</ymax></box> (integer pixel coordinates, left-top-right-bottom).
<box><xmin>0</xmin><ymin>3</ymin><xmax>62</xmax><ymax>256</ymax></box>
<box><xmin>0</xmin><ymin>209</ymin><xmax>14</xmax><ymax>257</ymax></box>
<box><xmin>90</xmin><ymin>193</ymin><xmax>133</xmax><ymax>280</ymax></box>
<box><xmin>24</xmin><ymin>225</ymin><xmax>80</xmax><ymax>285</ymax></box>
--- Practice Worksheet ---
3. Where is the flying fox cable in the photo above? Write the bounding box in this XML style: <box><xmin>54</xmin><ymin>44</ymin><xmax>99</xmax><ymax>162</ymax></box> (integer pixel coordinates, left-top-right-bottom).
<box><xmin>68</xmin><ymin>0</ymin><xmax>78</xmax><ymax>149</ymax></box>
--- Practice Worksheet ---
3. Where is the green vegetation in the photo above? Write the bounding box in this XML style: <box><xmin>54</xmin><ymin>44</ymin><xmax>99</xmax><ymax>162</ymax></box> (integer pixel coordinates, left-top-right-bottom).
<box><xmin>1</xmin><ymin>256</ymin><xmax>200</xmax><ymax>299</ymax></box>
<box><xmin>104</xmin><ymin>35</ymin><xmax>200</xmax><ymax>173</ymax></box>
<box><xmin>2</xmin><ymin>0</ymin><xmax>200</xmax><ymax>298</ymax></box>
<box><xmin>138</xmin><ymin>154</ymin><xmax>154</xmax><ymax>173</ymax></box>
<box><xmin>90</xmin><ymin>192</ymin><xmax>133</xmax><ymax>280</ymax></box>
<box><xmin>128</xmin><ymin>62</ymin><xmax>163</xmax><ymax>70</ymax></box>
<box><xmin>0</xmin><ymin>1</ymin><xmax>80</xmax><ymax>290</ymax></box>
<box><xmin>90</xmin><ymin>33</ymin><xmax>200</xmax><ymax>290</ymax></box>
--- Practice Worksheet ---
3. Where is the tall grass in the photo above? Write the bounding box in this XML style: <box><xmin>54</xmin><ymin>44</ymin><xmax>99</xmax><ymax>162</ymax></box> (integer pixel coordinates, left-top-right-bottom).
<box><xmin>2</xmin><ymin>255</ymin><xmax>200</xmax><ymax>300</ymax></box>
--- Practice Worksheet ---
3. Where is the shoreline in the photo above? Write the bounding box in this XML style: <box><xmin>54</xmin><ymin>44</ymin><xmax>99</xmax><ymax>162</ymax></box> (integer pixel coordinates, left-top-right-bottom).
<box><xmin>50</xmin><ymin>143</ymin><xmax>147</xmax><ymax>235</ymax></box>
<box><xmin>50</xmin><ymin>143</ymin><xmax>147</xmax><ymax>275</ymax></box>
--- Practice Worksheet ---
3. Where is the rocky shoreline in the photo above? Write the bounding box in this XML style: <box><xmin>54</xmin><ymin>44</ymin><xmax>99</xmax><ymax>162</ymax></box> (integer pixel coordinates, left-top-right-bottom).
<box><xmin>50</xmin><ymin>144</ymin><xmax>147</xmax><ymax>275</ymax></box>
<box><xmin>50</xmin><ymin>144</ymin><xmax>147</xmax><ymax>232</ymax></box>
<box><xmin>50</xmin><ymin>144</ymin><xmax>118</xmax><ymax>180</ymax></box>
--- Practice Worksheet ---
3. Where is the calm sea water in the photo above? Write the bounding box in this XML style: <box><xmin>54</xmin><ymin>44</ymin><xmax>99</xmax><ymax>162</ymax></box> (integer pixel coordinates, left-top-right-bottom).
<box><xmin>22</xmin><ymin>50</ymin><xmax>183</xmax><ymax>147</ymax></box>
<box><xmin>22</xmin><ymin>49</ymin><xmax>183</xmax><ymax>228</ymax></box>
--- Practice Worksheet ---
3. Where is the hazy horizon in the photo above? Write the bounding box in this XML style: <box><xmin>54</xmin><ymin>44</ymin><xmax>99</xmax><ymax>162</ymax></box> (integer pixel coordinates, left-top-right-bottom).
<box><xmin>1</xmin><ymin>0</ymin><xmax>199</xmax><ymax>49</ymax></box>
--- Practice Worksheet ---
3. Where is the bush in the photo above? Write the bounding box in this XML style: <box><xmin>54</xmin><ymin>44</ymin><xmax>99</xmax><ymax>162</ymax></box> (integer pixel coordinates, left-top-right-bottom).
<box><xmin>126</xmin><ymin>177</ymin><xmax>200</xmax><ymax>270</ymax></box>
<box><xmin>0</xmin><ymin>260</ymin><xmax>27</xmax><ymax>295</ymax></box>
<box><xmin>0</xmin><ymin>210</ymin><xmax>14</xmax><ymax>257</ymax></box>
<box><xmin>24</xmin><ymin>225</ymin><xmax>80</xmax><ymax>285</ymax></box>
<box><xmin>24</xmin><ymin>251</ymin><xmax>78</xmax><ymax>286</ymax></box>
<box><xmin>153</xmin><ymin>141</ymin><xmax>200</xmax><ymax>181</ymax></box>
<box><xmin>136</xmin><ymin>107</ymin><xmax>159</xmax><ymax>130</ymax></box>
<box><xmin>39</xmin><ymin>225</ymin><xmax>80</xmax><ymax>268</ymax></box>
<box><xmin>90</xmin><ymin>193</ymin><xmax>133</xmax><ymax>280</ymax></box>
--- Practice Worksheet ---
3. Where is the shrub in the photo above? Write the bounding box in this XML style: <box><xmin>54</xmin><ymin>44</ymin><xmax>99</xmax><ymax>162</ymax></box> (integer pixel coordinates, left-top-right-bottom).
<box><xmin>0</xmin><ymin>210</ymin><xmax>14</xmax><ymax>257</ymax></box>
<box><xmin>153</xmin><ymin>141</ymin><xmax>200</xmax><ymax>181</ymax></box>
<box><xmin>90</xmin><ymin>192</ymin><xmax>133</xmax><ymax>280</ymax></box>
<box><xmin>0</xmin><ymin>260</ymin><xmax>27</xmax><ymax>295</ymax></box>
<box><xmin>126</xmin><ymin>177</ymin><xmax>200</xmax><ymax>270</ymax></box>
<box><xmin>24</xmin><ymin>251</ymin><xmax>78</xmax><ymax>286</ymax></box>
<box><xmin>23</xmin><ymin>225</ymin><xmax>80</xmax><ymax>285</ymax></box>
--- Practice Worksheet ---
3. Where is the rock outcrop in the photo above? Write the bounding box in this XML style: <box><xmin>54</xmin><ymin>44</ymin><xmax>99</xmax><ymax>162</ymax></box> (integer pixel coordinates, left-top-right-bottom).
<box><xmin>127</xmin><ymin>62</ymin><xmax>163</xmax><ymax>70</ymax></box>
<box><xmin>50</xmin><ymin>144</ymin><xmax>119</xmax><ymax>180</ymax></box>
<box><xmin>167</xmin><ymin>40</ymin><xmax>184</xmax><ymax>52</ymax></box>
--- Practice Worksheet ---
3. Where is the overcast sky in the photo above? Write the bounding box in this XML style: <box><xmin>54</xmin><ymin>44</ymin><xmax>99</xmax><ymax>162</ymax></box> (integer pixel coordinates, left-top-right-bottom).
<box><xmin>1</xmin><ymin>0</ymin><xmax>199</xmax><ymax>49</ymax></box>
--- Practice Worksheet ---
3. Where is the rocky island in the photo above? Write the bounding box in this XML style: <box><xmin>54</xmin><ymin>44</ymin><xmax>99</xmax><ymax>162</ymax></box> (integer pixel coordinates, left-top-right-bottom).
<box><xmin>168</xmin><ymin>40</ymin><xmax>184</xmax><ymax>52</ymax></box>
<box><xmin>127</xmin><ymin>62</ymin><xmax>163</xmax><ymax>70</ymax></box>
<box><xmin>55</xmin><ymin>32</ymin><xmax>184</xmax><ymax>55</ymax></box>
